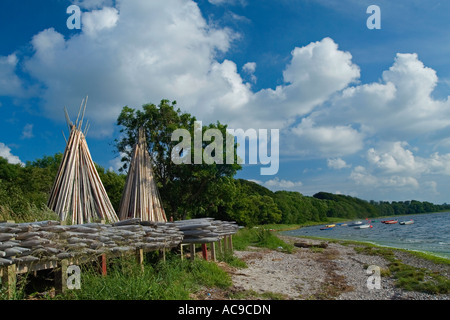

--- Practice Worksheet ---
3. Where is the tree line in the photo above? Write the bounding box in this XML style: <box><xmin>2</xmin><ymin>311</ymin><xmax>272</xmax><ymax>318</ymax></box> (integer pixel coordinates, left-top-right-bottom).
<box><xmin>1</xmin><ymin>100</ymin><xmax>449</xmax><ymax>225</ymax></box>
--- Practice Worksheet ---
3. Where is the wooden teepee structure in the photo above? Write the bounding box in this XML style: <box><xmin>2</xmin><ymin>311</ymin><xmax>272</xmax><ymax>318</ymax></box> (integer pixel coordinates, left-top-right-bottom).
<box><xmin>118</xmin><ymin>127</ymin><xmax>167</xmax><ymax>222</ymax></box>
<box><xmin>47</xmin><ymin>97</ymin><xmax>119</xmax><ymax>224</ymax></box>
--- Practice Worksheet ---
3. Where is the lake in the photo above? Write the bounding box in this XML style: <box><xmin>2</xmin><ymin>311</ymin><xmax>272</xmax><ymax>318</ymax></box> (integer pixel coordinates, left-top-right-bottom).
<box><xmin>282</xmin><ymin>211</ymin><xmax>450</xmax><ymax>259</ymax></box>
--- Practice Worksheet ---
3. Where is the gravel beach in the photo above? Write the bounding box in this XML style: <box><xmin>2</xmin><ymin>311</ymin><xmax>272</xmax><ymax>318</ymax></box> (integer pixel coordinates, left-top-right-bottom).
<box><xmin>224</xmin><ymin>235</ymin><xmax>450</xmax><ymax>300</ymax></box>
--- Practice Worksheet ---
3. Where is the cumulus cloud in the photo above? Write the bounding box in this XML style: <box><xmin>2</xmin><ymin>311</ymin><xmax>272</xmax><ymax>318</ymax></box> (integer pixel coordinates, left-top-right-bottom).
<box><xmin>350</xmin><ymin>142</ymin><xmax>450</xmax><ymax>193</ymax></box>
<box><xmin>23</xmin><ymin>0</ymin><xmax>239</xmax><ymax>137</ymax></box>
<box><xmin>327</xmin><ymin>158</ymin><xmax>351</xmax><ymax>170</ymax></box>
<box><xmin>0</xmin><ymin>54</ymin><xmax>24</xmax><ymax>96</ymax></box>
<box><xmin>324</xmin><ymin>53</ymin><xmax>450</xmax><ymax>140</ymax></box>
<box><xmin>0</xmin><ymin>143</ymin><xmax>23</xmax><ymax>165</ymax></box>
<box><xmin>285</xmin><ymin>117</ymin><xmax>364</xmax><ymax>158</ymax></box>
<box><xmin>251</xmin><ymin>177</ymin><xmax>303</xmax><ymax>191</ymax></box>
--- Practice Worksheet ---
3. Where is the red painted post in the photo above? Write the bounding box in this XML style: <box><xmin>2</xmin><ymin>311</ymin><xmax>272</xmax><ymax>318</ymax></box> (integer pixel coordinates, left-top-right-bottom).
<box><xmin>201</xmin><ymin>243</ymin><xmax>208</xmax><ymax>260</ymax></box>
<box><xmin>99</xmin><ymin>254</ymin><xmax>107</xmax><ymax>276</ymax></box>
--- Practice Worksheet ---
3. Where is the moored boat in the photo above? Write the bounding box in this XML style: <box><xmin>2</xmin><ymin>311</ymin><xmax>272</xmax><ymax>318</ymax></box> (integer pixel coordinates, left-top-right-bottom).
<box><xmin>382</xmin><ymin>220</ymin><xmax>398</xmax><ymax>224</ymax></box>
<box><xmin>354</xmin><ymin>224</ymin><xmax>372</xmax><ymax>229</ymax></box>
<box><xmin>399</xmin><ymin>220</ymin><xmax>414</xmax><ymax>225</ymax></box>
<box><xmin>320</xmin><ymin>226</ymin><xmax>333</xmax><ymax>230</ymax></box>
<box><xmin>348</xmin><ymin>221</ymin><xmax>363</xmax><ymax>227</ymax></box>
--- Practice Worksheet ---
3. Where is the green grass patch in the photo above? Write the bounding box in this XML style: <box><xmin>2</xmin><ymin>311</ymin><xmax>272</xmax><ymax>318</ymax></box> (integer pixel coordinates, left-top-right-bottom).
<box><xmin>351</xmin><ymin>245</ymin><xmax>450</xmax><ymax>294</ymax></box>
<box><xmin>233</xmin><ymin>227</ymin><xmax>294</xmax><ymax>253</ymax></box>
<box><xmin>50</xmin><ymin>252</ymin><xmax>232</xmax><ymax>300</ymax></box>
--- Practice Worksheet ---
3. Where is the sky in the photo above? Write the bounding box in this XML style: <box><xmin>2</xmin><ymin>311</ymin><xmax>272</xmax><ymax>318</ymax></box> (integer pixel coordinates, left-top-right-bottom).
<box><xmin>1</xmin><ymin>0</ymin><xmax>450</xmax><ymax>204</ymax></box>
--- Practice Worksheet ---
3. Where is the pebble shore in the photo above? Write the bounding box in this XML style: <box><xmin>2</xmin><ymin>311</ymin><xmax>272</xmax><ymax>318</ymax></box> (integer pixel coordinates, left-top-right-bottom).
<box><xmin>229</xmin><ymin>236</ymin><xmax>449</xmax><ymax>300</ymax></box>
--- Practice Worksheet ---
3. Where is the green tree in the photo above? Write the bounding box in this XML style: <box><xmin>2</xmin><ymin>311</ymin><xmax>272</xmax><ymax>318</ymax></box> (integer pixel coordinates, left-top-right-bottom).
<box><xmin>115</xmin><ymin>99</ymin><xmax>241</xmax><ymax>220</ymax></box>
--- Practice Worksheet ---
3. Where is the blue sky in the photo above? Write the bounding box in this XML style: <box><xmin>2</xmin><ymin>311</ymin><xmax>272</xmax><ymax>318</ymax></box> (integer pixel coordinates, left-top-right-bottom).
<box><xmin>1</xmin><ymin>0</ymin><xmax>450</xmax><ymax>203</ymax></box>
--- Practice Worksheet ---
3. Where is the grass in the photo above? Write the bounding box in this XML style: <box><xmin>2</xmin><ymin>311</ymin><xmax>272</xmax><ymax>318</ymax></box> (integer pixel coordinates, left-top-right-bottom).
<box><xmin>1</xmin><ymin>251</ymin><xmax>233</xmax><ymax>300</ymax></box>
<box><xmin>57</xmin><ymin>252</ymin><xmax>232</xmax><ymax>300</ymax></box>
<box><xmin>353</xmin><ymin>244</ymin><xmax>450</xmax><ymax>294</ymax></box>
<box><xmin>232</xmin><ymin>227</ymin><xmax>294</xmax><ymax>253</ymax></box>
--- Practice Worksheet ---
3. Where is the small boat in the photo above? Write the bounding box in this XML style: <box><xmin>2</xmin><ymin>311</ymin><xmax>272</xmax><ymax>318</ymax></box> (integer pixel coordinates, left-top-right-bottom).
<box><xmin>399</xmin><ymin>220</ymin><xmax>414</xmax><ymax>225</ymax></box>
<box><xmin>348</xmin><ymin>221</ymin><xmax>363</xmax><ymax>227</ymax></box>
<box><xmin>326</xmin><ymin>224</ymin><xmax>335</xmax><ymax>228</ymax></box>
<box><xmin>320</xmin><ymin>226</ymin><xmax>333</xmax><ymax>230</ymax></box>
<box><xmin>381</xmin><ymin>220</ymin><xmax>398</xmax><ymax>224</ymax></box>
<box><xmin>354</xmin><ymin>224</ymin><xmax>372</xmax><ymax>229</ymax></box>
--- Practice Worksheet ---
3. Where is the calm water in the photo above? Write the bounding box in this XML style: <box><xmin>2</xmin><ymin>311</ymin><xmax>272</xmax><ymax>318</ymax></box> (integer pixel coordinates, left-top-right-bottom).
<box><xmin>282</xmin><ymin>211</ymin><xmax>450</xmax><ymax>259</ymax></box>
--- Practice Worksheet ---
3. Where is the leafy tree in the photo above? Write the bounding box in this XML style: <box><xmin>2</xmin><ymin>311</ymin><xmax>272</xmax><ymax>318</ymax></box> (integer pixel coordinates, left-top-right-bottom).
<box><xmin>115</xmin><ymin>99</ymin><xmax>241</xmax><ymax>220</ymax></box>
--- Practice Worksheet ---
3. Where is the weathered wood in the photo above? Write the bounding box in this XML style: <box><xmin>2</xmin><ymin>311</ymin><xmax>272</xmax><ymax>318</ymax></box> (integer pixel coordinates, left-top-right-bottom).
<box><xmin>48</xmin><ymin>99</ymin><xmax>119</xmax><ymax>224</ymax></box>
<box><xmin>189</xmin><ymin>243</ymin><xmax>195</xmax><ymax>261</ymax></box>
<box><xmin>201</xmin><ymin>243</ymin><xmax>207</xmax><ymax>261</ymax></box>
<box><xmin>55</xmin><ymin>259</ymin><xmax>69</xmax><ymax>295</ymax></box>
<box><xmin>118</xmin><ymin>128</ymin><xmax>167</xmax><ymax>222</ymax></box>
<box><xmin>294</xmin><ymin>242</ymin><xmax>328</xmax><ymax>249</ymax></box>
<box><xmin>99</xmin><ymin>254</ymin><xmax>107</xmax><ymax>276</ymax></box>
<box><xmin>1</xmin><ymin>264</ymin><xmax>16</xmax><ymax>299</ymax></box>
<box><xmin>210</xmin><ymin>242</ymin><xmax>216</xmax><ymax>262</ymax></box>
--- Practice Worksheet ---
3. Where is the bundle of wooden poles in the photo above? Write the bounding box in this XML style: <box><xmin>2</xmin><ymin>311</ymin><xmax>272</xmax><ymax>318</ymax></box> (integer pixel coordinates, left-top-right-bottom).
<box><xmin>47</xmin><ymin>97</ymin><xmax>119</xmax><ymax>224</ymax></box>
<box><xmin>0</xmin><ymin>218</ymin><xmax>184</xmax><ymax>267</ymax></box>
<box><xmin>119</xmin><ymin>127</ymin><xmax>167</xmax><ymax>222</ymax></box>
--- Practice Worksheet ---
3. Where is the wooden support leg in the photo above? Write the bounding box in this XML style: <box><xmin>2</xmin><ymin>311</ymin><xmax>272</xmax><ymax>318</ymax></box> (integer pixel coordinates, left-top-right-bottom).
<box><xmin>210</xmin><ymin>242</ymin><xmax>216</xmax><ymax>262</ymax></box>
<box><xmin>228</xmin><ymin>235</ymin><xmax>233</xmax><ymax>253</ymax></box>
<box><xmin>217</xmin><ymin>239</ymin><xmax>223</xmax><ymax>258</ymax></box>
<box><xmin>1</xmin><ymin>264</ymin><xmax>17</xmax><ymax>300</ymax></box>
<box><xmin>223</xmin><ymin>236</ymin><xmax>229</xmax><ymax>252</ymax></box>
<box><xmin>159</xmin><ymin>248</ymin><xmax>166</xmax><ymax>262</ymax></box>
<box><xmin>99</xmin><ymin>254</ymin><xmax>107</xmax><ymax>276</ymax></box>
<box><xmin>136</xmin><ymin>248</ymin><xmax>144</xmax><ymax>272</ymax></box>
<box><xmin>55</xmin><ymin>259</ymin><xmax>68</xmax><ymax>295</ymax></box>
<box><xmin>180</xmin><ymin>244</ymin><xmax>184</xmax><ymax>261</ymax></box>
<box><xmin>201</xmin><ymin>243</ymin><xmax>208</xmax><ymax>261</ymax></box>
<box><xmin>189</xmin><ymin>243</ymin><xmax>195</xmax><ymax>261</ymax></box>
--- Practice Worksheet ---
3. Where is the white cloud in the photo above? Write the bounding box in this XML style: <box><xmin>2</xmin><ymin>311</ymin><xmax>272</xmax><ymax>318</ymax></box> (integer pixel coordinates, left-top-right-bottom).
<box><xmin>23</xmin><ymin>0</ymin><xmax>240</xmax><ymax>137</ymax></box>
<box><xmin>327</xmin><ymin>158</ymin><xmax>351</xmax><ymax>169</ymax></box>
<box><xmin>0</xmin><ymin>54</ymin><xmax>23</xmax><ymax>96</ymax></box>
<box><xmin>242</xmin><ymin>62</ymin><xmax>256</xmax><ymax>83</ymax></box>
<box><xmin>349</xmin><ymin>142</ymin><xmax>450</xmax><ymax>195</ymax></box>
<box><xmin>286</xmin><ymin>117</ymin><xmax>364</xmax><ymax>158</ymax></box>
<box><xmin>0</xmin><ymin>143</ymin><xmax>23</xmax><ymax>165</ymax></box>
<box><xmin>82</xmin><ymin>7</ymin><xmax>119</xmax><ymax>37</ymax></box>
<box><xmin>324</xmin><ymin>53</ymin><xmax>450</xmax><ymax>140</ymax></box>
<box><xmin>21</xmin><ymin>124</ymin><xmax>34</xmax><ymax>139</ymax></box>
<box><xmin>255</xmin><ymin>177</ymin><xmax>302</xmax><ymax>190</ymax></box>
